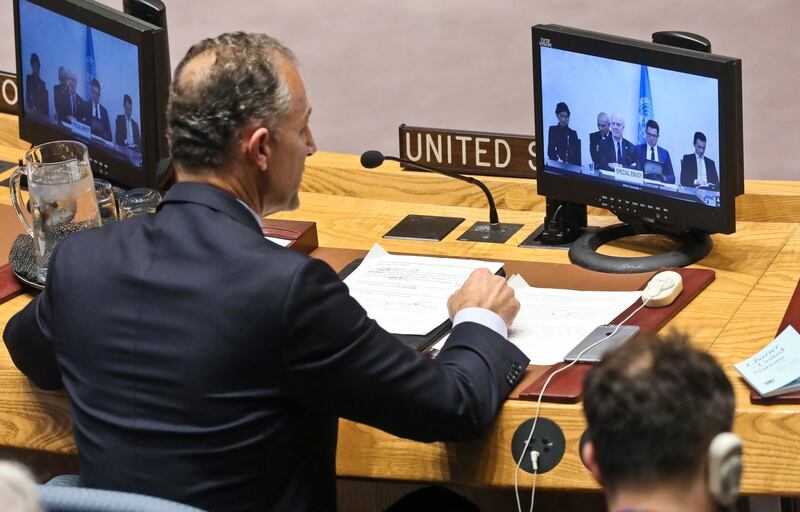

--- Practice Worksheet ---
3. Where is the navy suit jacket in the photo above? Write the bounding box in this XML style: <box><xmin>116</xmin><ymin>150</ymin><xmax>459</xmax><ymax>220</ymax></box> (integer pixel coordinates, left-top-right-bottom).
<box><xmin>680</xmin><ymin>153</ymin><xmax>719</xmax><ymax>188</ymax></box>
<box><xmin>597</xmin><ymin>136</ymin><xmax>635</xmax><ymax>171</ymax></box>
<box><xmin>115</xmin><ymin>115</ymin><xmax>141</xmax><ymax>147</ymax></box>
<box><xmin>78</xmin><ymin>101</ymin><xmax>112</xmax><ymax>141</ymax></box>
<box><xmin>55</xmin><ymin>91</ymin><xmax>82</xmax><ymax>123</ymax></box>
<box><xmin>589</xmin><ymin>131</ymin><xmax>609</xmax><ymax>165</ymax></box>
<box><xmin>26</xmin><ymin>74</ymin><xmax>49</xmax><ymax>116</ymax></box>
<box><xmin>632</xmin><ymin>144</ymin><xmax>675</xmax><ymax>184</ymax></box>
<box><xmin>547</xmin><ymin>125</ymin><xmax>581</xmax><ymax>165</ymax></box>
<box><xmin>3</xmin><ymin>182</ymin><xmax>529</xmax><ymax>512</ymax></box>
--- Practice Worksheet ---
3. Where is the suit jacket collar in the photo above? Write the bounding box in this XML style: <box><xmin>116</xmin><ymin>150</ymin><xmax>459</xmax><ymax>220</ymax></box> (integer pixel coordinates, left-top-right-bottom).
<box><xmin>158</xmin><ymin>182</ymin><xmax>263</xmax><ymax>234</ymax></box>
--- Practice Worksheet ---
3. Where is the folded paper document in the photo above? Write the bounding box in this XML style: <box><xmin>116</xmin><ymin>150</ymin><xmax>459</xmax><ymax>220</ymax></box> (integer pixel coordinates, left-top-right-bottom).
<box><xmin>343</xmin><ymin>244</ymin><xmax>502</xmax><ymax>335</ymax></box>
<box><xmin>431</xmin><ymin>274</ymin><xmax>641</xmax><ymax>365</ymax></box>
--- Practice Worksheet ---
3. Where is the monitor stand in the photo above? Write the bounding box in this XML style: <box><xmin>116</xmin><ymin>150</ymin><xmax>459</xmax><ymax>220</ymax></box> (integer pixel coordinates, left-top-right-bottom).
<box><xmin>568</xmin><ymin>223</ymin><xmax>713</xmax><ymax>274</ymax></box>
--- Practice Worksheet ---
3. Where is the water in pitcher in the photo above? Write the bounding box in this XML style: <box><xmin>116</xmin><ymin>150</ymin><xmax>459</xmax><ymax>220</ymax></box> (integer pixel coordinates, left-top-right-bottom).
<box><xmin>28</xmin><ymin>160</ymin><xmax>101</xmax><ymax>280</ymax></box>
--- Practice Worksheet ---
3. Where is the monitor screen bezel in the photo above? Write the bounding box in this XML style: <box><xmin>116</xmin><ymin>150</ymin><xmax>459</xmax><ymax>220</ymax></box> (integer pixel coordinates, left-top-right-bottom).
<box><xmin>532</xmin><ymin>24</ymin><xmax>743</xmax><ymax>235</ymax></box>
<box><xmin>14</xmin><ymin>0</ymin><xmax>166</xmax><ymax>189</ymax></box>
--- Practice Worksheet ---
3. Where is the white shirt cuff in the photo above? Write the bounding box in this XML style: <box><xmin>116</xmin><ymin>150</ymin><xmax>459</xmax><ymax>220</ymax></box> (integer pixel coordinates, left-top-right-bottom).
<box><xmin>453</xmin><ymin>307</ymin><xmax>508</xmax><ymax>339</ymax></box>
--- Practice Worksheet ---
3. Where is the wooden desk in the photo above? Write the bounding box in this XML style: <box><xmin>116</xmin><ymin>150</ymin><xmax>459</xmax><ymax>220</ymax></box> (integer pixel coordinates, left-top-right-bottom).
<box><xmin>2</xmin><ymin>112</ymin><xmax>800</xmax><ymax>495</ymax></box>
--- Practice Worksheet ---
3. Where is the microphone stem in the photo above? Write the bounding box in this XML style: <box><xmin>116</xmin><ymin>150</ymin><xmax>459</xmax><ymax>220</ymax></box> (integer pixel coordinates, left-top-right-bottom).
<box><xmin>383</xmin><ymin>156</ymin><xmax>500</xmax><ymax>225</ymax></box>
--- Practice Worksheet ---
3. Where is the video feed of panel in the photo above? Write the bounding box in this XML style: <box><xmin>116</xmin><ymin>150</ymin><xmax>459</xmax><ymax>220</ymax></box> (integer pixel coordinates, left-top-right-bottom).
<box><xmin>540</xmin><ymin>46</ymin><xmax>721</xmax><ymax>208</ymax></box>
<box><xmin>19</xmin><ymin>0</ymin><xmax>143</xmax><ymax>169</ymax></box>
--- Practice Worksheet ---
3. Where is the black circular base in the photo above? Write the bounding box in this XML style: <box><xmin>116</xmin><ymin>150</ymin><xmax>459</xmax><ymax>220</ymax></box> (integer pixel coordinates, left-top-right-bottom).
<box><xmin>510</xmin><ymin>417</ymin><xmax>566</xmax><ymax>474</ymax></box>
<box><xmin>568</xmin><ymin>223</ymin><xmax>713</xmax><ymax>274</ymax></box>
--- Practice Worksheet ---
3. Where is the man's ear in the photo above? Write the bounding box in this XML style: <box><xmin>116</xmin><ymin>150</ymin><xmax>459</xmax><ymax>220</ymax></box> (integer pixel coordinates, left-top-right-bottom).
<box><xmin>245</xmin><ymin>127</ymin><xmax>271</xmax><ymax>171</ymax></box>
<box><xmin>581</xmin><ymin>441</ymin><xmax>603</xmax><ymax>486</ymax></box>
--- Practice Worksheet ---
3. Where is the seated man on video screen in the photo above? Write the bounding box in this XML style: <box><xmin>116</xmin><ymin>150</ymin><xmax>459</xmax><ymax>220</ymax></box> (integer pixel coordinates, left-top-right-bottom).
<box><xmin>55</xmin><ymin>70</ymin><xmax>83</xmax><ymax>124</ymax></box>
<box><xmin>680</xmin><ymin>132</ymin><xmax>719</xmax><ymax>190</ymax></box>
<box><xmin>589</xmin><ymin>112</ymin><xmax>610</xmax><ymax>168</ymax></box>
<box><xmin>633</xmin><ymin>119</ymin><xmax>674</xmax><ymax>184</ymax></box>
<box><xmin>597</xmin><ymin>113</ymin><xmax>635</xmax><ymax>171</ymax></box>
<box><xmin>78</xmin><ymin>78</ymin><xmax>112</xmax><ymax>141</ymax></box>
<box><xmin>114</xmin><ymin>94</ymin><xmax>141</xmax><ymax>148</ymax></box>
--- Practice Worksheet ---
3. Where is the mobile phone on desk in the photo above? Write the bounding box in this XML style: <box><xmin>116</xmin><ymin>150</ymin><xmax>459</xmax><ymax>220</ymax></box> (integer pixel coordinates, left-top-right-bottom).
<box><xmin>563</xmin><ymin>325</ymin><xmax>640</xmax><ymax>363</ymax></box>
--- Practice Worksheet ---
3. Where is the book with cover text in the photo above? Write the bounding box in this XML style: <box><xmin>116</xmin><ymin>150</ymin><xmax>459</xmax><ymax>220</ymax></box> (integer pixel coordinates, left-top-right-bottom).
<box><xmin>735</xmin><ymin>326</ymin><xmax>800</xmax><ymax>398</ymax></box>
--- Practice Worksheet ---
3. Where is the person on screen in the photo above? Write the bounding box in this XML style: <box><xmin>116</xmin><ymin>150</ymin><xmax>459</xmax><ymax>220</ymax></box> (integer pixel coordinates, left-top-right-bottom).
<box><xmin>633</xmin><ymin>119</ymin><xmax>675</xmax><ymax>183</ymax></box>
<box><xmin>25</xmin><ymin>53</ymin><xmax>49</xmax><ymax>117</ymax></box>
<box><xmin>52</xmin><ymin>66</ymin><xmax>67</xmax><ymax>114</ymax></box>
<box><xmin>589</xmin><ymin>112</ymin><xmax>610</xmax><ymax>167</ymax></box>
<box><xmin>597</xmin><ymin>113</ymin><xmax>635</xmax><ymax>170</ymax></box>
<box><xmin>55</xmin><ymin>70</ymin><xmax>82</xmax><ymax>123</ymax></box>
<box><xmin>582</xmin><ymin>333</ymin><xmax>737</xmax><ymax>512</ymax></box>
<box><xmin>547</xmin><ymin>101</ymin><xmax>581</xmax><ymax>165</ymax></box>
<box><xmin>78</xmin><ymin>78</ymin><xmax>112</xmax><ymax>141</ymax></box>
<box><xmin>680</xmin><ymin>132</ymin><xmax>719</xmax><ymax>190</ymax></box>
<box><xmin>115</xmin><ymin>94</ymin><xmax>141</xmax><ymax>148</ymax></box>
<box><xmin>3</xmin><ymin>32</ymin><xmax>529</xmax><ymax>512</ymax></box>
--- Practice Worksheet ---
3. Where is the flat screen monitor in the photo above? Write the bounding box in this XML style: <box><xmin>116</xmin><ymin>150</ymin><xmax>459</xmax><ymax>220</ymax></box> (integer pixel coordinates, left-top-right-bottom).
<box><xmin>14</xmin><ymin>0</ymin><xmax>170</xmax><ymax>189</ymax></box>
<box><xmin>533</xmin><ymin>24</ymin><xmax>743</xmax><ymax>235</ymax></box>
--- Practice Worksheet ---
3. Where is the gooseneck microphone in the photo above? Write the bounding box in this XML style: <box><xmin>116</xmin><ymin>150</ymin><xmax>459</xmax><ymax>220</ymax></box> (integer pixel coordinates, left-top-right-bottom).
<box><xmin>360</xmin><ymin>150</ymin><xmax>500</xmax><ymax>225</ymax></box>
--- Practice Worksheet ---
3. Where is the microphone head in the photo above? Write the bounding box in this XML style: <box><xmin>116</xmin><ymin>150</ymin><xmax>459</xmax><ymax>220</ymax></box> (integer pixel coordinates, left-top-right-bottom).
<box><xmin>360</xmin><ymin>150</ymin><xmax>385</xmax><ymax>169</ymax></box>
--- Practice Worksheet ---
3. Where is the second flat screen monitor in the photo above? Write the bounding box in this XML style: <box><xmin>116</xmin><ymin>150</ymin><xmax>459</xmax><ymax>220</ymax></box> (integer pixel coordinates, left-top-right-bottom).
<box><xmin>539</xmin><ymin>46</ymin><xmax>721</xmax><ymax>209</ymax></box>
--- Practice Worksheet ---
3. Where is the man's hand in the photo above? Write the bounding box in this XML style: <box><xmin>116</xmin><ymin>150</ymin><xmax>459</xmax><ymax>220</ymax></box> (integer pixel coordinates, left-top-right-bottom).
<box><xmin>447</xmin><ymin>268</ymin><xmax>520</xmax><ymax>328</ymax></box>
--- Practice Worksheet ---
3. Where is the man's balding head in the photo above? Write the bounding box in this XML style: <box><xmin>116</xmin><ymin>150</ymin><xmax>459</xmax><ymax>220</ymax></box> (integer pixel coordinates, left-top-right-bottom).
<box><xmin>167</xmin><ymin>32</ymin><xmax>297</xmax><ymax>173</ymax></box>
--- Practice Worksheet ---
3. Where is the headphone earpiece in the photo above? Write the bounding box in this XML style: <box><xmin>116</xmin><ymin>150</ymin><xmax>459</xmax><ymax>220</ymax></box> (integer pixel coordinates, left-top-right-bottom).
<box><xmin>707</xmin><ymin>432</ymin><xmax>742</xmax><ymax>507</ymax></box>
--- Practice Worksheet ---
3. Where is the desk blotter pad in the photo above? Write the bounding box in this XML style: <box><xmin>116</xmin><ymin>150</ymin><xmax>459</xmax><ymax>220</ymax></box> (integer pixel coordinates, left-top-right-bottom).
<box><xmin>305</xmin><ymin>247</ymin><xmax>716</xmax><ymax>402</ymax></box>
<box><xmin>519</xmin><ymin>266</ymin><xmax>716</xmax><ymax>403</ymax></box>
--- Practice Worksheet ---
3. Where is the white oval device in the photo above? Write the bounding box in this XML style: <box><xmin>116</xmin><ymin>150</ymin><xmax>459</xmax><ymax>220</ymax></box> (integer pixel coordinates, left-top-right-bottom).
<box><xmin>641</xmin><ymin>270</ymin><xmax>683</xmax><ymax>308</ymax></box>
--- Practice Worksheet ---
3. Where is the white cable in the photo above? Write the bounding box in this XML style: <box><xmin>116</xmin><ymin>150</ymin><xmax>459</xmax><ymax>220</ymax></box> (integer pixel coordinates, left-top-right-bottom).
<box><xmin>513</xmin><ymin>299</ymin><xmax>650</xmax><ymax>512</ymax></box>
<box><xmin>528</xmin><ymin>451</ymin><xmax>539</xmax><ymax>512</ymax></box>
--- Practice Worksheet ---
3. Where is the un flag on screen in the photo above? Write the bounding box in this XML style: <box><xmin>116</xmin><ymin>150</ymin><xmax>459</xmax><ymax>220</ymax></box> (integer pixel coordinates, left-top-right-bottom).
<box><xmin>638</xmin><ymin>65</ymin><xmax>654</xmax><ymax>144</ymax></box>
<box><xmin>84</xmin><ymin>26</ymin><xmax>96</xmax><ymax>99</ymax></box>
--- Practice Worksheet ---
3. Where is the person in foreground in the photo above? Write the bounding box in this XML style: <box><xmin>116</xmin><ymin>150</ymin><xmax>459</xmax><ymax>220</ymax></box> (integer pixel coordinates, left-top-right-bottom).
<box><xmin>581</xmin><ymin>333</ymin><xmax>740</xmax><ymax>512</ymax></box>
<box><xmin>3</xmin><ymin>32</ymin><xmax>529</xmax><ymax>512</ymax></box>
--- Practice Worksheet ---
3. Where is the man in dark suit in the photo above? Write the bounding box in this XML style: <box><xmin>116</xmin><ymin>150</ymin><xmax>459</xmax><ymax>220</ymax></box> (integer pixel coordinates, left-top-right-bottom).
<box><xmin>597</xmin><ymin>113</ymin><xmax>635</xmax><ymax>171</ymax></box>
<box><xmin>589</xmin><ymin>112</ymin><xmax>610</xmax><ymax>168</ymax></box>
<box><xmin>547</xmin><ymin>101</ymin><xmax>581</xmax><ymax>166</ymax></box>
<box><xmin>25</xmin><ymin>53</ymin><xmax>49</xmax><ymax>117</ymax></box>
<box><xmin>114</xmin><ymin>94</ymin><xmax>141</xmax><ymax>148</ymax></box>
<box><xmin>3</xmin><ymin>33</ymin><xmax>529</xmax><ymax>512</ymax></box>
<box><xmin>680</xmin><ymin>132</ymin><xmax>719</xmax><ymax>189</ymax></box>
<box><xmin>632</xmin><ymin>119</ymin><xmax>674</xmax><ymax>184</ymax></box>
<box><xmin>78</xmin><ymin>78</ymin><xmax>112</xmax><ymax>141</ymax></box>
<box><xmin>54</xmin><ymin>69</ymin><xmax>82</xmax><ymax>124</ymax></box>
<box><xmin>52</xmin><ymin>66</ymin><xmax>67</xmax><ymax>113</ymax></box>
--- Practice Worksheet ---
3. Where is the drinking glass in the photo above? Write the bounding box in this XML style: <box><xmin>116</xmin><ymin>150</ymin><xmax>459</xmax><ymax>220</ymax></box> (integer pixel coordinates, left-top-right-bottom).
<box><xmin>94</xmin><ymin>178</ymin><xmax>118</xmax><ymax>221</ymax></box>
<box><xmin>118</xmin><ymin>188</ymin><xmax>162</xmax><ymax>219</ymax></box>
<box><xmin>9</xmin><ymin>141</ymin><xmax>102</xmax><ymax>281</ymax></box>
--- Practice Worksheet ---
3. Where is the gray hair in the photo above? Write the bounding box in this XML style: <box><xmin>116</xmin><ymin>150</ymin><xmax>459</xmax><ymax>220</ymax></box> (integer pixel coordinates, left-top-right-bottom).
<box><xmin>0</xmin><ymin>461</ymin><xmax>42</xmax><ymax>512</ymax></box>
<box><xmin>167</xmin><ymin>32</ymin><xmax>296</xmax><ymax>172</ymax></box>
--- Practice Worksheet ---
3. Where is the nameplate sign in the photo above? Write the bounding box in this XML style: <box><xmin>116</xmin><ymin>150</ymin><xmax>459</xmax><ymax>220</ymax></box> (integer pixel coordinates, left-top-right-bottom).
<box><xmin>0</xmin><ymin>71</ymin><xmax>18</xmax><ymax>115</ymax></box>
<box><xmin>614</xmin><ymin>165</ymin><xmax>643</xmax><ymax>185</ymax></box>
<box><xmin>398</xmin><ymin>124</ymin><xmax>536</xmax><ymax>179</ymax></box>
